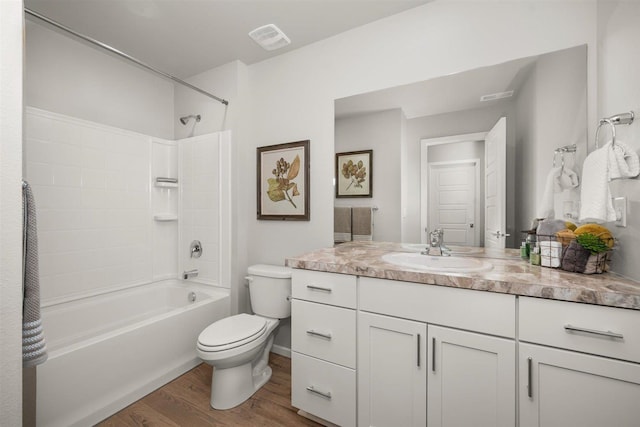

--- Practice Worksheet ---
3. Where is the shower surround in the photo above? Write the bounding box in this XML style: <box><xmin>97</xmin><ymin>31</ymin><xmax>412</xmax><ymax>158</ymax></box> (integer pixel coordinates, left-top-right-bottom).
<box><xmin>24</xmin><ymin>107</ymin><xmax>232</xmax><ymax>426</ymax></box>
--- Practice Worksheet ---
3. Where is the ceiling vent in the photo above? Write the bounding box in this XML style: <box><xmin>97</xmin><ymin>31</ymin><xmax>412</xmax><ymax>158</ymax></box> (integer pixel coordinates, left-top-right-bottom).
<box><xmin>248</xmin><ymin>24</ymin><xmax>291</xmax><ymax>51</ymax></box>
<box><xmin>480</xmin><ymin>90</ymin><xmax>514</xmax><ymax>102</ymax></box>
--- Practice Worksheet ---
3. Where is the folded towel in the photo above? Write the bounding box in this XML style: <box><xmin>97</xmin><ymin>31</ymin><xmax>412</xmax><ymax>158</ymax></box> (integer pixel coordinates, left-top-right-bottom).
<box><xmin>22</xmin><ymin>180</ymin><xmax>47</xmax><ymax>367</ymax></box>
<box><xmin>334</xmin><ymin>206</ymin><xmax>352</xmax><ymax>243</ymax></box>
<box><xmin>579</xmin><ymin>145</ymin><xmax>616</xmax><ymax>223</ymax></box>
<box><xmin>607</xmin><ymin>140</ymin><xmax>640</xmax><ymax>180</ymax></box>
<box><xmin>536</xmin><ymin>219</ymin><xmax>566</xmax><ymax>241</ymax></box>
<box><xmin>352</xmin><ymin>207</ymin><xmax>373</xmax><ymax>241</ymax></box>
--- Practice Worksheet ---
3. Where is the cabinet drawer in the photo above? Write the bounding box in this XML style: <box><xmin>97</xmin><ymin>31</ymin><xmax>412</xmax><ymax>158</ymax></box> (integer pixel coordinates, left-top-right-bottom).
<box><xmin>292</xmin><ymin>269</ymin><xmax>357</xmax><ymax>308</ymax></box>
<box><xmin>359</xmin><ymin>277</ymin><xmax>516</xmax><ymax>338</ymax></box>
<box><xmin>292</xmin><ymin>299</ymin><xmax>356</xmax><ymax>369</ymax></box>
<box><xmin>519</xmin><ymin>297</ymin><xmax>640</xmax><ymax>363</ymax></box>
<box><xmin>292</xmin><ymin>352</ymin><xmax>356</xmax><ymax>427</ymax></box>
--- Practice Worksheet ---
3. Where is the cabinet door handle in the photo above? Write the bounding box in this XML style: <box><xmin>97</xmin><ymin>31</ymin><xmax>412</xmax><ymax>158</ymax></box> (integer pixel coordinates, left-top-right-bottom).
<box><xmin>432</xmin><ymin>337</ymin><xmax>436</xmax><ymax>372</ymax></box>
<box><xmin>306</xmin><ymin>284</ymin><xmax>332</xmax><ymax>293</ymax></box>
<box><xmin>306</xmin><ymin>386</ymin><xmax>332</xmax><ymax>400</ymax></box>
<box><xmin>564</xmin><ymin>324</ymin><xmax>624</xmax><ymax>339</ymax></box>
<box><xmin>527</xmin><ymin>357</ymin><xmax>533</xmax><ymax>398</ymax></box>
<box><xmin>306</xmin><ymin>329</ymin><xmax>332</xmax><ymax>340</ymax></box>
<box><xmin>417</xmin><ymin>334</ymin><xmax>421</xmax><ymax>367</ymax></box>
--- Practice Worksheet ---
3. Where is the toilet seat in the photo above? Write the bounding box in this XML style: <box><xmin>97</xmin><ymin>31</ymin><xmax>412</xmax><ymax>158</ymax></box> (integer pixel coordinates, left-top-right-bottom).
<box><xmin>198</xmin><ymin>314</ymin><xmax>267</xmax><ymax>353</ymax></box>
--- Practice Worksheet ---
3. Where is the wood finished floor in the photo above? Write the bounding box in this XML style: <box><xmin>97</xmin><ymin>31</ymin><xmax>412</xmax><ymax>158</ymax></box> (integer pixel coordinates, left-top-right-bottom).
<box><xmin>96</xmin><ymin>353</ymin><xmax>321</xmax><ymax>427</ymax></box>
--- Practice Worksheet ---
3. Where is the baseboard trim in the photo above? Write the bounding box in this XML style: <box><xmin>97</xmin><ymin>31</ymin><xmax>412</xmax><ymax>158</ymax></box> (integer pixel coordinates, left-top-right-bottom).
<box><xmin>271</xmin><ymin>344</ymin><xmax>291</xmax><ymax>358</ymax></box>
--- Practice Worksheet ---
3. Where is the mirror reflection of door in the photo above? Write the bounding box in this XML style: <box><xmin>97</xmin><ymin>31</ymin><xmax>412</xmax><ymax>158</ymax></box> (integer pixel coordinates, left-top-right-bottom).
<box><xmin>428</xmin><ymin>160</ymin><xmax>479</xmax><ymax>246</ymax></box>
<box><xmin>484</xmin><ymin>117</ymin><xmax>507</xmax><ymax>249</ymax></box>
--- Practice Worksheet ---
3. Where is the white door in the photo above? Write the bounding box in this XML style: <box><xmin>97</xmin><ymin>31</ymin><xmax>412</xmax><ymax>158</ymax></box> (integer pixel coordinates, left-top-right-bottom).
<box><xmin>428</xmin><ymin>325</ymin><xmax>516</xmax><ymax>427</ymax></box>
<box><xmin>520</xmin><ymin>343</ymin><xmax>640</xmax><ymax>427</ymax></box>
<box><xmin>484</xmin><ymin>117</ymin><xmax>507</xmax><ymax>249</ymax></box>
<box><xmin>428</xmin><ymin>161</ymin><xmax>479</xmax><ymax>246</ymax></box>
<box><xmin>358</xmin><ymin>312</ymin><xmax>427</xmax><ymax>427</ymax></box>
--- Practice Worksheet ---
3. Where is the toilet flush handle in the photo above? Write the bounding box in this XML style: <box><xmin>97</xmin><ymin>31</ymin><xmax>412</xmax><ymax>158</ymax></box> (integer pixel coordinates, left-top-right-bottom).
<box><xmin>244</xmin><ymin>276</ymin><xmax>253</xmax><ymax>288</ymax></box>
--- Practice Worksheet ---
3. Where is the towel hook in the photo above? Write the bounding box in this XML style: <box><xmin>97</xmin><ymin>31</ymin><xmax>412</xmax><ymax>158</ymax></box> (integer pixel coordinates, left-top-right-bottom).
<box><xmin>595</xmin><ymin>111</ymin><xmax>635</xmax><ymax>150</ymax></box>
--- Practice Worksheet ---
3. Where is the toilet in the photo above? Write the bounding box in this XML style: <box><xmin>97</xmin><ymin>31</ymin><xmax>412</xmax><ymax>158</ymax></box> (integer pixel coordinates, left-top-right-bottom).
<box><xmin>197</xmin><ymin>264</ymin><xmax>292</xmax><ymax>410</ymax></box>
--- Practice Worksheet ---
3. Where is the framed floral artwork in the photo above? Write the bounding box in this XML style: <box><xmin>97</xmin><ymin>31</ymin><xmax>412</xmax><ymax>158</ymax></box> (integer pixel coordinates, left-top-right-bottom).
<box><xmin>257</xmin><ymin>140</ymin><xmax>310</xmax><ymax>220</ymax></box>
<box><xmin>336</xmin><ymin>150</ymin><xmax>372</xmax><ymax>198</ymax></box>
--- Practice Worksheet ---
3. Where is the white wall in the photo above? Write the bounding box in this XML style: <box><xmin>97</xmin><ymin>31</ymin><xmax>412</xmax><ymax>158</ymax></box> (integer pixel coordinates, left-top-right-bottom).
<box><xmin>335</xmin><ymin>109</ymin><xmax>403</xmax><ymax>242</ymax></box>
<box><xmin>25</xmin><ymin>21</ymin><xmax>174</xmax><ymax>139</ymax></box>
<box><xmin>597</xmin><ymin>0</ymin><xmax>640</xmax><ymax>281</ymax></box>
<box><xmin>0</xmin><ymin>1</ymin><xmax>24</xmax><ymax>424</ymax></box>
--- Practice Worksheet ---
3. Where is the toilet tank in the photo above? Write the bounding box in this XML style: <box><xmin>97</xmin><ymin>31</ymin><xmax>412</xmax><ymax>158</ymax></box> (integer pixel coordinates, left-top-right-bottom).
<box><xmin>247</xmin><ymin>264</ymin><xmax>292</xmax><ymax>319</ymax></box>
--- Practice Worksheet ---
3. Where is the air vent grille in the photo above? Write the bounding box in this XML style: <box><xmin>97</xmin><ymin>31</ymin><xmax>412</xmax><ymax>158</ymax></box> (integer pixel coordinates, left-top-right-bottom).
<box><xmin>480</xmin><ymin>90</ymin><xmax>514</xmax><ymax>102</ymax></box>
<box><xmin>249</xmin><ymin>24</ymin><xmax>291</xmax><ymax>51</ymax></box>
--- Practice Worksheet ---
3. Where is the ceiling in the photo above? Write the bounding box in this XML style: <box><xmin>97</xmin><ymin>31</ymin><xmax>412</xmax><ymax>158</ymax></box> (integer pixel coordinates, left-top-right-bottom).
<box><xmin>335</xmin><ymin>54</ymin><xmax>539</xmax><ymax>120</ymax></box>
<box><xmin>24</xmin><ymin>0</ymin><xmax>429</xmax><ymax>79</ymax></box>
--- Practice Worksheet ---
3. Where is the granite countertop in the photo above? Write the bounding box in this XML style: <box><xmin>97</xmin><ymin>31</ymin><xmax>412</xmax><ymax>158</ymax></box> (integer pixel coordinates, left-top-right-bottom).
<box><xmin>286</xmin><ymin>241</ymin><xmax>640</xmax><ymax>310</ymax></box>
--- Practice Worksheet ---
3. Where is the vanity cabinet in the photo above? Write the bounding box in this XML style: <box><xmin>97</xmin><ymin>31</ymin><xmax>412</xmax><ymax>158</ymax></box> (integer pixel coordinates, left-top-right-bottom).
<box><xmin>357</xmin><ymin>311</ymin><xmax>427</xmax><ymax>427</ymax></box>
<box><xmin>358</xmin><ymin>277</ymin><xmax>516</xmax><ymax>427</ymax></box>
<box><xmin>291</xmin><ymin>269</ymin><xmax>357</xmax><ymax>427</ymax></box>
<box><xmin>519</xmin><ymin>296</ymin><xmax>640</xmax><ymax>427</ymax></box>
<box><xmin>428</xmin><ymin>325</ymin><xmax>515</xmax><ymax>427</ymax></box>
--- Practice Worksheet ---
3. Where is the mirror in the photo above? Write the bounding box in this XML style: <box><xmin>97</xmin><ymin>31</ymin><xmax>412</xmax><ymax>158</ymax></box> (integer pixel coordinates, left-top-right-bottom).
<box><xmin>334</xmin><ymin>45</ymin><xmax>587</xmax><ymax>249</ymax></box>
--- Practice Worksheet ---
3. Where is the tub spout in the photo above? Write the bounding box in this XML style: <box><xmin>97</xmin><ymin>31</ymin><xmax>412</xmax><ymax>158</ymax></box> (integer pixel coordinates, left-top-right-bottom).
<box><xmin>183</xmin><ymin>269</ymin><xmax>198</xmax><ymax>280</ymax></box>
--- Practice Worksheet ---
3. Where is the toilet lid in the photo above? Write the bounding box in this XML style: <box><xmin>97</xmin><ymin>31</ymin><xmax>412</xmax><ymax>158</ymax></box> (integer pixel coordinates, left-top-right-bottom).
<box><xmin>198</xmin><ymin>314</ymin><xmax>267</xmax><ymax>352</ymax></box>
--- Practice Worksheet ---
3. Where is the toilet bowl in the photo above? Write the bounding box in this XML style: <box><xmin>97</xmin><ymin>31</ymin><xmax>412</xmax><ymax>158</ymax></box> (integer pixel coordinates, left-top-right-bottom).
<box><xmin>196</xmin><ymin>264</ymin><xmax>291</xmax><ymax>410</ymax></box>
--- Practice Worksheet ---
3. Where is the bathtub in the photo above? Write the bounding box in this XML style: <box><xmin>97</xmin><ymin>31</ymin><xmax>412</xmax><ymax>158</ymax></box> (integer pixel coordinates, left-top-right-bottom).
<box><xmin>36</xmin><ymin>280</ymin><xmax>230</xmax><ymax>427</ymax></box>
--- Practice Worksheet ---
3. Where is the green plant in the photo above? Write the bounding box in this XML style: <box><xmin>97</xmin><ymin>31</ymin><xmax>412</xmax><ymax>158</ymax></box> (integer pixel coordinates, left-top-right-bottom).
<box><xmin>576</xmin><ymin>232</ymin><xmax>610</xmax><ymax>254</ymax></box>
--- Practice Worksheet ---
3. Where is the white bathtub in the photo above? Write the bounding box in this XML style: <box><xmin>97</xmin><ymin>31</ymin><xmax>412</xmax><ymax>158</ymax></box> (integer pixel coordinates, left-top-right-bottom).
<box><xmin>36</xmin><ymin>280</ymin><xmax>230</xmax><ymax>427</ymax></box>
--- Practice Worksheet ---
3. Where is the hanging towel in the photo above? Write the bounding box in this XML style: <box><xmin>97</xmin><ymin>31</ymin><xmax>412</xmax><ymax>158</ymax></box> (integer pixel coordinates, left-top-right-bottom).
<box><xmin>607</xmin><ymin>140</ymin><xmax>640</xmax><ymax>180</ymax></box>
<box><xmin>579</xmin><ymin>145</ymin><xmax>616</xmax><ymax>223</ymax></box>
<box><xmin>334</xmin><ymin>206</ymin><xmax>352</xmax><ymax>243</ymax></box>
<box><xmin>22</xmin><ymin>180</ymin><xmax>47</xmax><ymax>367</ymax></box>
<box><xmin>538</xmin><ymin>167</ymin><xmax>561</xmax><ymax>219</ymax></box>
<box><xmin>538</xmin><ymin>166</ymin><xmax>580</xmax><ymax>219</ymax></box>
<box><xmin>351</xmin><ymin>207</ymin><xmax>373</xmax><ymax>241</ymax></box>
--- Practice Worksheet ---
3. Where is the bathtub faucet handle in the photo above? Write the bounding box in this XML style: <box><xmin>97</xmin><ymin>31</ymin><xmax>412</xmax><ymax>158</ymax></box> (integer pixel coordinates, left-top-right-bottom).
<box><xmin>183</xmin><ymin>269</ymin><xmax>199</xmax><ymax>280</ymax></box>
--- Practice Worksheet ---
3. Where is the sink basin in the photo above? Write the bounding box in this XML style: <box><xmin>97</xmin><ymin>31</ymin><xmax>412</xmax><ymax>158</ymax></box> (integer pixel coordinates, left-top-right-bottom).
<box><xmin>382</xmin><ymin>252</ymin><xmax>493</xmax><ymax>273</ymax></box>
<box><xmin>401</xmin><ymin>244</ymin><xmax>484</xmax><ymax>255</ymax></box>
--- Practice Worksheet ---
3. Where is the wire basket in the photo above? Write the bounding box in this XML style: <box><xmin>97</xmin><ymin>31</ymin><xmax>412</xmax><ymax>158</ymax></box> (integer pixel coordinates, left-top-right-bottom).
<box><xmin>528</xmin><ymin>233</ymin><xmax>614</xmax><ymax>274</ymax></box>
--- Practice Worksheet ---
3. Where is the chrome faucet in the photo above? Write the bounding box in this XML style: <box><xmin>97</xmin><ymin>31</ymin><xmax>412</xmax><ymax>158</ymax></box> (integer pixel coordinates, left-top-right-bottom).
<box><xmin>183</xmin><ymin>269</ymin><xmax>199</xmax><ymax>280</ymax></box>
<box><xmin>422</xmin><ymin>228</ymin><xmax>449</xmax><ymax>256</ymax></box>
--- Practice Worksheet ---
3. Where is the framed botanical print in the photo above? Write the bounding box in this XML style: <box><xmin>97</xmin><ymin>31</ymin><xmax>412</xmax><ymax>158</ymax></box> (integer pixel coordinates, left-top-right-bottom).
<box><xmin>336</xmin><ymin>150</ymin><xmax>373</xmax><ymax>198</ymax></box>
<box><xmin>257</xmin><ymin>140</ymin><xmax>310</xmax><ymax>220</ymax></box>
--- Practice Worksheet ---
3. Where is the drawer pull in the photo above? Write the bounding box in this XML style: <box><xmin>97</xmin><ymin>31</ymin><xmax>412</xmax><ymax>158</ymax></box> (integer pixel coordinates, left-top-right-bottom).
<box><xmin>306</xmin><ymin>386</ymin><xmax>332</xmax><ymax>400</ymax></box>
<box><xmin>306</xmin><ymin>329</ymin><xmax>332</xmax><ymax>340</ymax></box>
<box><xmin>417</xmin><ymin>334</ymin><xmax>421</xmax><ymax>367</ymax></box>
<box><xmin>527</xmin><ymin>357</ymin><xmax>533</xmax><ymax>398</ymax></box>
<box><xmin>306</xmin><ymin>284</ymin><xmax>332</xmax><ymax>293</ymax></box>
<box><xmin>564</xmin><ymin>324</ymin><xmax>624</xmax><ymax>340</ymax></box>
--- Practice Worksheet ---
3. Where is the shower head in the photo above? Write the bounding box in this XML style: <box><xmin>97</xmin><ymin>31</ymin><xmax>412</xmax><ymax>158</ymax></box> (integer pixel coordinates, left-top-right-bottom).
<box><xmin>179</xmin><ymin>114</ymin><xmax>201</xmax><ymax>125</ymax></box>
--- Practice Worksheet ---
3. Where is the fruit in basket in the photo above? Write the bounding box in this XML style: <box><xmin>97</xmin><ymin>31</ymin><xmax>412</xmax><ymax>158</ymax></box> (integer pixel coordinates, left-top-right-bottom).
<box><xmin>574</xmin><ymin>224</ymin><xmax>614</xmax><ymax>248</ymax></box>
<box><xmin>565</xmin><ymin>221</ymin><xmax>577</xmax><ymax>231</ymax></box>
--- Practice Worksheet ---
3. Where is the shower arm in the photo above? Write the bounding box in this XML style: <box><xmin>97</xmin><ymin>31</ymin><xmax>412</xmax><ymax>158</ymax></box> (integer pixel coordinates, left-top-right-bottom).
<box><xmin>24</xmin><ymin>7</ymin><xmax>229</xmax><ymax>106</ymax></box>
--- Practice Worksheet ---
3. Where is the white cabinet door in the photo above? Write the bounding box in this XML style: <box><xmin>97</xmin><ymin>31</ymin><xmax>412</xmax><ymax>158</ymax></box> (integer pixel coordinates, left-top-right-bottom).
<box><xmin>358</xmin><ymin>311</ymin><xmax>427</xmax><ymax>427</ymax></box>
<box><xmin>428</xmin><ymin>325</ymin><xmax>515</xmax><ymax>427</ymax></box>
<box><xmin>520</xmin><ymin>343</ymin><xmax>640</xmax><ymax>427</ymax></box>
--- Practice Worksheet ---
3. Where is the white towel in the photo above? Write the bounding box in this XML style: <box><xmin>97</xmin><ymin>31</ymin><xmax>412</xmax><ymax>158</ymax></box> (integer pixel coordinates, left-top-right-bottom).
<box><xmin>607</xmin><ymin>140</ymin><xmax>640</xmax><ymax>180</ymax></box>
<box><xmin>579</xmin><ymin>145</ymin><xmax>616</xmax><ymax>223</ymax></box>
<box><xmin>537</xmin><ymin>167</ymin><xmax>560</xmax><ymax>219</ymax></box>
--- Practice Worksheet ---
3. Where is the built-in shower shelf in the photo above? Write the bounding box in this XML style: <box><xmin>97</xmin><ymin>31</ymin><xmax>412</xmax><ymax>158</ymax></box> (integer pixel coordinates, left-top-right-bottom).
<box><xmin>154</xmin><ymin>177</ymin><xmax>178</xmax><ymax>188</ymax></box>
<box><xmin>153</xmin><ymin>214</ymin><xmax>178</xmax><ymax>222</ymax></box>
<box><xmin>154</xmin><ymin>182</ymin><xmax>178</xmax><ymax>188</ymax></box>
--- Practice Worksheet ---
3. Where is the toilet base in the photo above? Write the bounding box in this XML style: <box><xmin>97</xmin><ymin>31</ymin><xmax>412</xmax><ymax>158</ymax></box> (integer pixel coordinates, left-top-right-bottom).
<box><xmin>209</xmin><ymin>334</ymin><xmax>275</xmax><ymax>410</ymax></box>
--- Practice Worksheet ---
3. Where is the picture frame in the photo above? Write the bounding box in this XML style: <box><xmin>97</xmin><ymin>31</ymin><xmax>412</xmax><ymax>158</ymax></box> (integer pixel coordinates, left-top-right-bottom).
<box><xmin>335</xmin><ymin>149</ymin><xmax>373</xmax><ymax>198</ymax></box>
<box><xmin>257</xmin><ymin>140</ymin><xmax>310</xmax><ymax>220</ymax></box>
